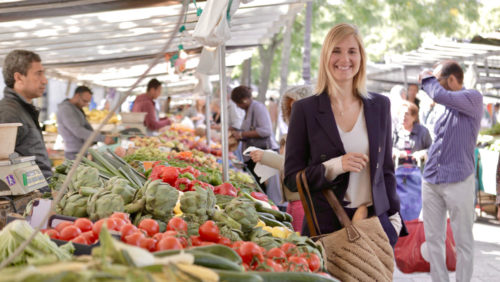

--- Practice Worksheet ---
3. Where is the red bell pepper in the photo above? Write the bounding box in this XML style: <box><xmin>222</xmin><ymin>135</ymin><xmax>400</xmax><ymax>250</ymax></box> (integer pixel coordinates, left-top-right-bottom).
<box><xmin>180</xmin><ymin>166</ymin><xmax>201</xmax><ymax>178</ymax></box>
<box><xmin>214</xmin><ymin>183</ymin><xmax>238</xmax><ymax>197</ymax></box>
<box><xmin>162</xmin><ymin>166</ymin><xmax>179</xmax><ymax>186</ymax></box>
<box><xmin>150</xmin><ymin>165</ymin><xmax>167</xmax><ymax>180</ymax></box>
<box><xmin>191</xmin><ymin>180</ymin><xmax>214</xmax><ymax>191</ymax></box>
<box><xmin>175</xmin><ymin>178</ymin><xmax>192</xmax><ymax>192</ymax></box>
<box><xmin>250</xmin><ymin>192</ymin><xmax>269</xmax><ymax>202</ymax></box>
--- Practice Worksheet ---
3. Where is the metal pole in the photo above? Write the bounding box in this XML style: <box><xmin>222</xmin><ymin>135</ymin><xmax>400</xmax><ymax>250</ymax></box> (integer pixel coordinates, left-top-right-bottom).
<box><xmin>205</xmin><ymin>93</ymin><xmax>211</xmax><ymax>146</ymax></box>
<box><xmin>402</xmin><ymin>65</ymin><xmax>408</xmax><ymax>91</ymax></box>
<box><xmin>218</xmin><ymin>44</ymin><xmax>229</xmax><ymax>182</ymax></box>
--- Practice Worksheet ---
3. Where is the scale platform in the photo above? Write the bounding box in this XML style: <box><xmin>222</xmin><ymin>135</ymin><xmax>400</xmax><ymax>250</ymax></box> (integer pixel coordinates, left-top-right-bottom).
<box><xmin>0</xmin><ymin>153</ymin><xmax>47</xmax><ymax>196</ymax></box>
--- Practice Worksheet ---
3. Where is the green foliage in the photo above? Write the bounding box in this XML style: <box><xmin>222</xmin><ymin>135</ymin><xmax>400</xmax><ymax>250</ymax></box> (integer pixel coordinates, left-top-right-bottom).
<box><xmin>232</xmin><ymin>0</ymin><xmax>491</xmax><ymax>91</ymax></box>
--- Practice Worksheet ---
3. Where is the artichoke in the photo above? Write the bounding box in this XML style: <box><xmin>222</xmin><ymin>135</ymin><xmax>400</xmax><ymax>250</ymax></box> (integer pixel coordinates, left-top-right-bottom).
<box><xmin>225</xmin><ymin>199</ymin><xmax>258</xmax><ymax>233</ymax></box>
<box><xmin>144</xmin><ymin>180</ymin><xmax>178</xmax><ymax>221</ymax></box>
<box><xmin>56</xmin><ymin>192</ymin><xmax>88</xmax><ymax>217</ymax></box>
<box><xmin>68</xmin><ymin>166</ymin><xmax>102</xmax><ymax>192</ymax></box>
<box><xmin>105</xmin><ymin>177</ymin><xmax>136</xmax><ymax>204</ymax></box>
<box><xmin>87</xmin><ymin>190</ymin><xmax>125</xmax><ymax>221</ymax></box>
<box><xmin>180</xmin><ymin>186</ymin><xmax>215</xmax><ymax>220</ymax></box>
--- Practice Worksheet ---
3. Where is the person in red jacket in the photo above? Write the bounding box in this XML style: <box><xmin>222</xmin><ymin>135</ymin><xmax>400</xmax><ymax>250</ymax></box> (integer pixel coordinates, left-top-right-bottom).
<box><xmin>132</xmin><ymin>78</ymin><xmax>171</xmax><ymax>135</ymax></box>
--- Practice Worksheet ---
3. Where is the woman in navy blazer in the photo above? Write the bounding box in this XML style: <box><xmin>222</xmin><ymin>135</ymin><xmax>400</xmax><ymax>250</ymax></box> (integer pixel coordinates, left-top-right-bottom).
<box><xmin>284</xmin><ymin>23</ymin><xmax>407</xmax><ymax>247</ymax></box>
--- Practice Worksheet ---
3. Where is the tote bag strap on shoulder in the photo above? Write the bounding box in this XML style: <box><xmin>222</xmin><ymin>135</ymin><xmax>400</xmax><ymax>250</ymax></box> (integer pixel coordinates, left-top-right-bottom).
<box><xmin>296</xmin><ymin>170</ymin><xmax>361</xmax><ymax>242</ymax></box>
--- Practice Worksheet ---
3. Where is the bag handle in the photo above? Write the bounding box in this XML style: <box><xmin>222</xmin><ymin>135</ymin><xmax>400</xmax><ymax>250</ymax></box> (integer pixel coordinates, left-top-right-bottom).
<box><xmin>296</xmin><ymin>170</ymin><xmax>321</xmax><ymax>236</ymax></box>
<box><xmin>296</xmin><ymin>170</ymin><xmax>360</xmax><ymax>242</ymax></box>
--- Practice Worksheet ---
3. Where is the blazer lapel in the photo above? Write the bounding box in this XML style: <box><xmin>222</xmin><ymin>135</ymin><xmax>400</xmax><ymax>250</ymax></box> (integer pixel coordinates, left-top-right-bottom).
<box><xmin>362</xmin><ymin>95</ymin><xmax>380</xmax><ymax>184</ymax></box>
<box><xmin>314</xmin><ymin>92</ymin><xmax>346</xmax><ymax>154</ymax></box>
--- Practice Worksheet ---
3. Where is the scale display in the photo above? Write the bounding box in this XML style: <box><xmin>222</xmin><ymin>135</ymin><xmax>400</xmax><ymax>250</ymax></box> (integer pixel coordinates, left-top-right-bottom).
<box><xmin>0</xmin><ymin>159</ymin><xmax>47</xmax><ymax>196</ymax></box>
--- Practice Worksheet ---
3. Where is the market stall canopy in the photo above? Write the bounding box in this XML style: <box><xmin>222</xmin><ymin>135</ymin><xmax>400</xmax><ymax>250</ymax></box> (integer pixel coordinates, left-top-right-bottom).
<box><xmin>0</xmin><ymin>0</ymin><xmax>307</xmax><ymax>93</ymax></box>
<box><xmin>367</xmin><ymin>33</ymin><xmax>500</xmax><ymax>96</ymax></box>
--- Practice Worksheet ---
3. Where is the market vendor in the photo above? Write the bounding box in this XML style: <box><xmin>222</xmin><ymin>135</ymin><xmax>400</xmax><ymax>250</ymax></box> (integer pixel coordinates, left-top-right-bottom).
<box><xmin>0</xmin><ymin>50</ymin><xmax>52</xmax><ymax>182</ymax></box>
<box><xmin>132</xmin><ymin>78</ymin><xmax>171</xmax><ymax>135</ymax></box>
<box><xmin>57</xmin><ymin>86</ymin><xmax>115</xmax><ymax>160</ymax></box>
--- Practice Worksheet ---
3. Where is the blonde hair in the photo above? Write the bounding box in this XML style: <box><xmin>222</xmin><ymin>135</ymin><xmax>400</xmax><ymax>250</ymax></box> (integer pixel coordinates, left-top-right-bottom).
<box><xmin>315</xmin><ymin>23</ymin><xmax>368</xmax><ymax>98</ymax></box>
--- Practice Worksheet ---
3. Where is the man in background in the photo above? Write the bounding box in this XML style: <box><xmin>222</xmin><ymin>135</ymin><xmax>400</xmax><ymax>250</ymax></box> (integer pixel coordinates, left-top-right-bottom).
<box><xmin>57</xmin><ymin>86</ymin><xmax>115</xmax><ymax>160</ymax></box>
<box><xmin>132</xmin><ymin>78</ymin><xmax>171</xmax><ymax>135</ymax></box>
<box><xmin>0</xmin><ymin>50</ymin><xmax>52</xmax><ymax>182</ymax></box>
<box><xmin>419</xmin><ymin>61</ymin><xmax>482</xmax><ymax>282</ymax></box>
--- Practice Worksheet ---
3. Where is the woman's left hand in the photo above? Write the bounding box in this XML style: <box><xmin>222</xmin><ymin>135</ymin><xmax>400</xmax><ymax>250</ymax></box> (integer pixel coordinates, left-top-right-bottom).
<box><xmin>250</xmin><ymin>150</ymin><xmax>264</xmax><ymax>163</ymax></box>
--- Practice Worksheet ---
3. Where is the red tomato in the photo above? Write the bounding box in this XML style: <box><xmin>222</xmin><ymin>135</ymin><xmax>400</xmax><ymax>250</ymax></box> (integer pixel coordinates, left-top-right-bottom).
<box><xmin>92</xmin><ymin>219</ymin><xmax>106</xmax><ymax>237</ymax></box>
<box><xmin>288</xmin><ymin>256</ymin><xmax>309</xmax><ymax>272</ymax></box>
<box><xmin>238</xmin><ymin>242</ymin><xmax>264</xmax><ymax>265</ymax></box>
<box><xmin>280</xmin><ymin>242</ymin><xmax>297</xmax><ymax>257</ymax></box>
<box><xmin>111</xmin><ymin>212</ymin><xmax>131</xmax><ymax>223</ymax></box>
<box><xmin>81</xmin><ymin>231</ymin><xmax>96</xmax><ymax>244</ymax></box>
<box><xmin>217</xmin><ymin>237</ymin><xmax>232</xmax><ymax>247</ymax></box>
<box><xmin>125</xmin><ymin>231</ymin><xmax>145</xmax><ymax>246</ymax></box>
<box><xmin>120</xmin><ymin>224</ymin><xmax>138</xmax><ymax>241</ymax></box>
<box><xmin>71</xmin><ymin>235</ymin><xmax>89</xmax><ymax>245</ymax></box>
<box><xmin>59</xmin><ymin>225</ymin><xmax>82</xmax><ymax>241</ymax></box>
<box><xmin>213</xmin><ymin>183</ymin><xmax>238</xmax><ymax>197</ymax></box>
<box><xmin>152</xmin><ymin>233</ymin><xmax>164</xmax><ymax>242</ymax></box>
<box><xmin>105</xmin><ymin>218</ymin><xmax>119</xmax><ymax>231</ymax></box>
<box><xmin>167</xmin><ymin>217</ymin><xmax>188</xmax><ymax>233</ymax></box>
<box><xmin>271</xmin><ymin>205</ymin><xmax>279</xmax><ymax>211</ymax></box>
<box><xmin>267</xmin><ymin>247</ymin><xmax>287</xmax><ymax>264</ymax></box>
<box><xmin>301</xmin><ymin>253</ymin><xmax>320</xmax><ymax>272</ymax></box>
<box><xmin>55</xmin><ymin>221</ymin><xmax>73</xmax><ymax>233</ymax></box>
<box><xmin>266</xmin><ymin>258</ymin><xmax>284</xmax><ymax>272</ymax></box>
<box><xmin>163</xmin><ymin>230</ymin><xmax>178</xmax><ymax>237</ymax></box>
<box><xmin>190</xmin><ymin>235</ymin><xmax>202</xmax><ymax>246</ymax></box>
<box><xmin>231</xmin><ymin>240</ymin><xmax>245</xmax><ymax>251</ymax></box>
<box><xmin>112</xmin><ymin>218</ymin><xmax>127</xmax><ymax>230</ymax></box>
<box><xmin>138</xmin><ymin>219</ymin><xmax>159</xmax><ymax>236</ymax></box>
<box><xmin>139</xmin><ymin>237</ymin><xmax>157</xmax><ymax>252</ymax></box>
<box><xmin>74</xmin><ymin>218</ymin><xmax>93</xmax><ymax>232</ymax></box>
<box><xmin>43</xmin><ymin>229</ymin><xmax>59</xmax><ymax>239</ymax></box>
<box><xmin>177</xmin><ymin>236</ymin><xmax>189</xmax><ymax>248</ymax></box>
<box><xmin>156</xmin><ymin>236</ymin><xmax>182</xmax><ymax>251</ymax></box>
<box><xmin>198</xmin><ymin>220</ymin><xmax>220</xmax><ymax>242</ymax></box>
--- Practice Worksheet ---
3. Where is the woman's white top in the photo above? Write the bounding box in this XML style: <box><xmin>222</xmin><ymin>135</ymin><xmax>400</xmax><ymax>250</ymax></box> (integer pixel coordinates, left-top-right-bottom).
<box><xmin>323</xmin><ymin>107</ymin><xmax>373</xmax><ymax>208</ymax></box>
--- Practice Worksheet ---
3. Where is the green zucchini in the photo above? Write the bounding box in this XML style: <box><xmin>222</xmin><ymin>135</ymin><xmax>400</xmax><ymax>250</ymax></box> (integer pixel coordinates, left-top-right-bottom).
<box><xmin>214</xmin><ymin>269</ymin><xmax>263</xmax><ymax>282</ymax></box>
<box><xmin>154</xmin><ymin>249</ymin><xmax>243</xmax><ymax>272</ymax></box>
<box><xmin>189</xmin><ymin>245</ymin><xmax>242</xmax><ymax>264</ymax></box>
<box><xmin>258</xmin><ymin>214</ymin><xmax>290</xmax><ymax>229</ymax></box>
<box><xmin>251</xmin><ymin>271</ymin><xmax>339</xmax><ymax>282</ymax></box>
<box><xmin>257</xmin><ymin>212</ymin><xmax>276</xmax><ymax>220</ymax></box>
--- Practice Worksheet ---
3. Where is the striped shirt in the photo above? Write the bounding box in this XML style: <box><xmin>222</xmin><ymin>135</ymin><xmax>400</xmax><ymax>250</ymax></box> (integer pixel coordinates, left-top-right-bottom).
<box><xmin>421</xmin><ymin>77</ymin><xmax>483</xmax><ymax>184</ymax></box>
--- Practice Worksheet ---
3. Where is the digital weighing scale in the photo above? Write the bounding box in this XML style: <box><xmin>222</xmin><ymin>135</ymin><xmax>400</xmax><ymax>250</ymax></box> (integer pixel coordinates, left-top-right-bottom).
<box><xmin>0</xmin><ymin>153</ymin><xmax>47</xmax><ymax>196</ymax></box>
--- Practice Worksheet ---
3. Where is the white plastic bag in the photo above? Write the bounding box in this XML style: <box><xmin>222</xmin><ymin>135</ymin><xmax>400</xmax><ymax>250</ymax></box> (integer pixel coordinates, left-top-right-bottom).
<box><xmin>193</xmin><ymin>0</ymin><xmax>231</xmax><ymax>47</ymax></box>
<box><xmin>196</xmin><ymin>47</ymin><xmax>219</xmax><ymax>75</ymax></box>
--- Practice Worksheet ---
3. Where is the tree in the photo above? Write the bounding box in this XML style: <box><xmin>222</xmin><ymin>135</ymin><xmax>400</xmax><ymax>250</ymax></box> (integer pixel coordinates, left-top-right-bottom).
<box><xmin>256</xmin><ymin>33</ymin><xmax>281</xmax><ymax>103</ymax></box>
<box><xmin>232</xmin><ymin>0</ymin><xmax>488</xmax><ymax>94</ymax></box>
<box><xmin>302</xmin><ymin>2</ymin><xmax>312</xmax><ymax>84</ymax></box>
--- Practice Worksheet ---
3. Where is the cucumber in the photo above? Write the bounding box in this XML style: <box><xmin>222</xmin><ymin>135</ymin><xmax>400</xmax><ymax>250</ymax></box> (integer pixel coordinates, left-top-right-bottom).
<box><xmin>189</xmin><ymin>245</ymin><xmax>242</xmax><ymax>264</ymax></box>
<box><xmin>251</xmin><ymin>271</ymin><xmax>339</xmax><ymax>282</ymax></box>
<box><xmin>214</xmin><ymin>269</ymin><xmax>263</xmax><ymax>282</ymax></box>
<box><xmin>154</xmin><ymin>249</ymin><xmax>243</xmax><ymax>272</ymax></box>
<box><xmin>257</xmin><ymin>212</ymin><xmax>276</xmax><ymax>220</ymax></box>
<box><xmin>258</xmin><ymin>214</ymin><xmax>290</xmax><ymax>229</ymax></box>
<box><xmin>190</xmin><ymin>251</ymin><xmax>243</xmax><ymax>272</ymax></box>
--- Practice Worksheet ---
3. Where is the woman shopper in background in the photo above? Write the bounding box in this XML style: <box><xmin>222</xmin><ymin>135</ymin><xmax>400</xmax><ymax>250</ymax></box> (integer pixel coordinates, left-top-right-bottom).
<box><xmin>249</xmin><ymin>85</ymin><xmax>313</xmax><ymax>231</ymax></box>
<box><xmin>230</xmin><ymin>86</ymin><xmax>278</xmax><ymax>192</ymax></box>
<box><xmin>284</xmin><ymin>23</ymin><xmax>407</xmax><ymax>246</ymax></box>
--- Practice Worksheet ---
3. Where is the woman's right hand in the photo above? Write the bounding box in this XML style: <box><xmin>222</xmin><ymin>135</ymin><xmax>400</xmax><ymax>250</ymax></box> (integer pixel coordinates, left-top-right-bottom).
<box><xmin>341</xmin><ymin>152</ymin><xmax>369</xmax><ymax>173</ymax></box>
<box><xmin>250</xmin><ymin>150</ymin><xmax>264</xmax><ymax>163</ymax></box>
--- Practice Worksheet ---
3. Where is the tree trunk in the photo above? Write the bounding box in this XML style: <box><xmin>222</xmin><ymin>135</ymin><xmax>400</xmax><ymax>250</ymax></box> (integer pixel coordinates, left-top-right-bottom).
<box><xmin>302</xmin><ymin>2</ymin><xmax>312</xmax><ymax>84</ymax></box>
<box><xmin>279</xmin><ymin>15</ymin><xmax>295</xmax><ymax>98</ymax></box>
<box><xmin>241</xmin><ymin>58</ymin><xmax>252</xmax><ymax>86</ymax></box>
<box><xmin>257</xmin><ymin>34</ymin><xmax>281</xmax><ymax>103</ymax></box>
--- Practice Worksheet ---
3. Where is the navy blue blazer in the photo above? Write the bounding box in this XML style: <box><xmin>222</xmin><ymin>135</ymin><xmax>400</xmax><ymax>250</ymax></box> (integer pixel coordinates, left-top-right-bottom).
<box><xmin>284</xmin><ymin>91</ymin><xmax>407</xmax><ymax>246</ymax></box>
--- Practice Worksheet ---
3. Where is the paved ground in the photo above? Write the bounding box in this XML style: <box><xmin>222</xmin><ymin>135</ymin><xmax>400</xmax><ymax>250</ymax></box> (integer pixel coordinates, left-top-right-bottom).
<box><xmin>394</xmin><ymin>212</ymin><xmax>500</xmax><ymax>281</ymax></box>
